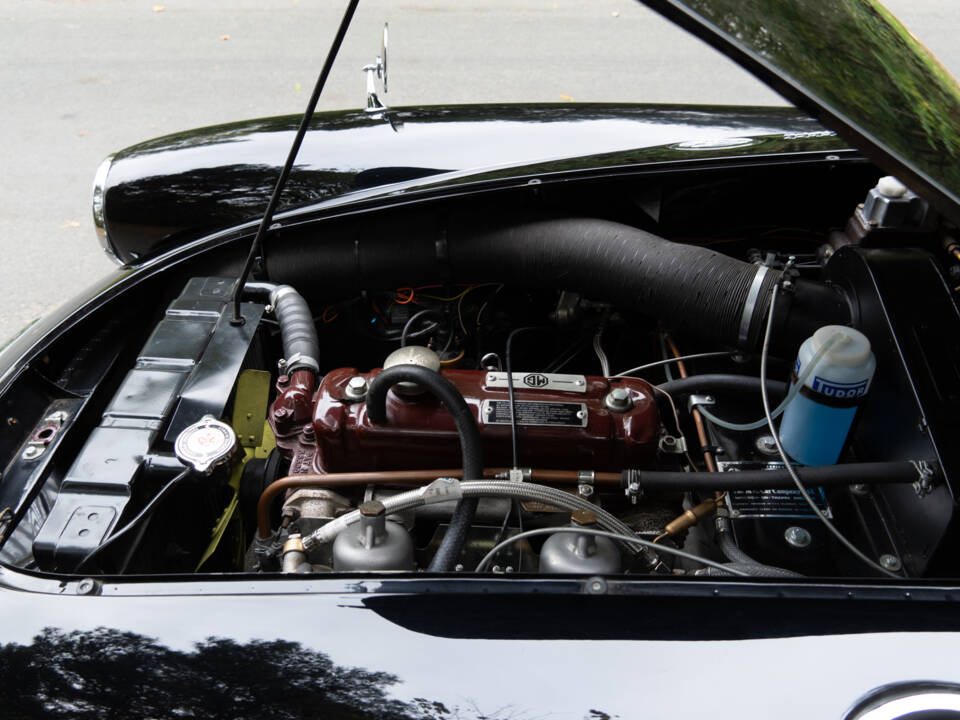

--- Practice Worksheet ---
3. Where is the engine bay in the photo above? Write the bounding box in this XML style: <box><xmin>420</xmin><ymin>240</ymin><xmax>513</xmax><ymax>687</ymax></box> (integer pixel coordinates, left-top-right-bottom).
<box><xmin>2</xmin><ymin>162</ymin><xmax>959</xmax><ymax>584</ymax></box>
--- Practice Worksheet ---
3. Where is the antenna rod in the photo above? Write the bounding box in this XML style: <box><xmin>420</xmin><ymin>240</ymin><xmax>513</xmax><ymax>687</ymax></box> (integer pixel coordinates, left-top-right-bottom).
<box><xmin>230</xmin><ymin>0</ymin><xmax>360</xmax><ymax>325</ymax></box>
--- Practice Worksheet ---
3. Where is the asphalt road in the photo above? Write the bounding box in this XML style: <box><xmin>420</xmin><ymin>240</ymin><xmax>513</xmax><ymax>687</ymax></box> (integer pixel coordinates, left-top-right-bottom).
<box><xmin>1</xmin><ymin>0</ymin><xmax>958</xmax><ymax>344</ymax></box>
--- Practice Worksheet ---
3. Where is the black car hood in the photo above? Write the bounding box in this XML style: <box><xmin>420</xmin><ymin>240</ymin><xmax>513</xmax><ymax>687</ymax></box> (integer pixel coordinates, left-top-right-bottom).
<box><xmin>639</xmin><ymin>0</ymin><xmax>960</xmax><ymax>223</ymax></box>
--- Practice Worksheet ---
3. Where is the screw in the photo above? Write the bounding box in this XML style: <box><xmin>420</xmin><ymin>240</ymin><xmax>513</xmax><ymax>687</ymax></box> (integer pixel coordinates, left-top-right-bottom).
<box><xmin>76</xmin><ymin>578</ymin><xmax>100</xmax><ymax>596</ymax></box>
<box><xmin>301</xmin><ymin>424</ymin><xmax>315</xmax><ymax>438</ymax></box>
<box><xmin>454</xmin><ymin>564</ymin><xmax>464</xmax><ymax>572</ymax></box>
<box><xmin>880</xmin><ymin>554</ymin><xmax>902</xmax><ymax>572</ymax></box>
<box><xmin>586</xmin><ymin>577</ymin><xmax>607</xmax><ymax>594</ymax></box>
<box><xmin>784</xmin><ymin>526</ymin><xmax>812</xmax><ymax>549</ymax></box>
<box><xmin>755</xmin><ymin>435</ymin><xmax>778</xmax><ymax>455</ymax></box>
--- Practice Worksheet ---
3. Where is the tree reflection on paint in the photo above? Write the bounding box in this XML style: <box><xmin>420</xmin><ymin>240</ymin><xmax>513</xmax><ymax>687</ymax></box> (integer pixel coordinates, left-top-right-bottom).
<box><xmin>0</xmin><ymin>627</ymin><xmax>611</xmax><ymax>720</ymax></box>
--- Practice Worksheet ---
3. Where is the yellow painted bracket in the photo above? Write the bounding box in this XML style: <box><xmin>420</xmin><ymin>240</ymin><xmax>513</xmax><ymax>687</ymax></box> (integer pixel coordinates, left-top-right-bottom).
<box><xmin>195</xmin><ymin>370</ymin><xmax>276</xmax><ymax>571</ymax></box>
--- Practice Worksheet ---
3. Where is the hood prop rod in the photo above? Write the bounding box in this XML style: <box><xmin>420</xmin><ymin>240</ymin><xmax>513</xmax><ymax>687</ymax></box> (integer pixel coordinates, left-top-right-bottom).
<box><xmin>230</xmin><ymin>0</ymin><xmax>360</xmax><ymax>325</ymax></box>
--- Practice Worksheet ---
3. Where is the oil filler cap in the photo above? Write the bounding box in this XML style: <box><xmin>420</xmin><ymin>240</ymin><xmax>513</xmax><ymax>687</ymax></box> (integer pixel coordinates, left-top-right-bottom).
<box><xmin>175</xmin><ymin>415</ymin><xmax>237</xmax><ymax>473</ymax></box>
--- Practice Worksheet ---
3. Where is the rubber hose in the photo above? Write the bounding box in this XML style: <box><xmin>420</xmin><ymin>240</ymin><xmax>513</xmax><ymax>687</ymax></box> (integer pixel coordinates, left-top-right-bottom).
<box><xmin>270</xmin><ymin>286</ymin><xmax>320</xmax><ymax>375</ymax></box>
<box><xmin>266</xmin><ymin>214</ymin><xmax>797</xmax><ymax>350</ymax></box>
<box><xmin>401</xmin><ymin>309</ymin><xmax>444</xmax><ymax>347</ymax></box>
<box><xmin>657</xmin><ymin>374</ymin><xmax>788</xmax><ymax>399</ymax></box>
<box><xmin>622</xmin><ymin>461</ymin><xmax>921</xmax><ymax>492</ymax></box>
<box><xmin>366</xmin><ymin>365</ymin><xmax>483</xmax><ymax>571</ymax></box>
<box><xmin>244</xmin><ymin>282</ymin><xmax>320</xmax><ymax>375</ymax></box>
<box><xmin>718</xmin><ymin>526</ymin><xmax>757</xmax><ymax>566</ymax></box>
<box><xmin>701</xmin><ymin>562</ymin><xmax>805</xmax><ymax>578</ymax></box>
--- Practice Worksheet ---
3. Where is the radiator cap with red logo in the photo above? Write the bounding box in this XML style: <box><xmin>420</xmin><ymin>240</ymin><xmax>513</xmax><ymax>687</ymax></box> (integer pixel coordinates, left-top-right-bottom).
<box><xmin>174</xmin><ymin>415</ymin><xmax>238</xmax><ymax>473</ymax></box>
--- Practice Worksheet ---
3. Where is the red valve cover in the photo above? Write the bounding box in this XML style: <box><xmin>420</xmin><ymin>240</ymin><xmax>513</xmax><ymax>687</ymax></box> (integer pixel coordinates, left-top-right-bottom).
<box><xmin>300</xmin><ymin>368</ymin><xmax>660</xmax><ymax>473</ymax></box>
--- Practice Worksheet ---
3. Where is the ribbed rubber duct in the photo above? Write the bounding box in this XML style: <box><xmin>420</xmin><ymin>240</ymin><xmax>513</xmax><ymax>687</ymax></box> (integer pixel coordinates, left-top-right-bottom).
<box><xmin>266</xmin><ymin>212</ymin><xmax>847</xmax><ymax>350</ymax></box>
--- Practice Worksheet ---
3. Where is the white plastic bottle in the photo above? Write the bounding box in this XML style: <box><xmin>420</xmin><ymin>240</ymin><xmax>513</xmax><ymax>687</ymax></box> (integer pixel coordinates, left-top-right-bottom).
<box><xmin>779</xmin><ymin>325</ymin><xmax>876</xmax><ymax>466</ymax></box>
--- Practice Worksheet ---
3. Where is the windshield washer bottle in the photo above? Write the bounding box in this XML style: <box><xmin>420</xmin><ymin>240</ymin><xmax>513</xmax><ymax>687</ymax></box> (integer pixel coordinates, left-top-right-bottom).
<box><xmin>779</xmin><ymin>325</ymin><xmax>875</xmax><ymax>466</ymax></box>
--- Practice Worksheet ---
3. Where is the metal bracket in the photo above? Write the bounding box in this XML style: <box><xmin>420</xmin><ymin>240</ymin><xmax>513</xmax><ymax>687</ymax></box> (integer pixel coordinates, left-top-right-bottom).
<box><xmin>687</xmin><ymin>394</ymin><xmax>716</xmax><ymax>413</ymax></box>
<box><xmin>658</xmin><ymin>434</ymin><xmax>688</xmax><ymax>454</ymax></box>
<box><xmin>912</xmin><ymin>460</ymin><xmax>936</xmax><ymax>497</ymax></box>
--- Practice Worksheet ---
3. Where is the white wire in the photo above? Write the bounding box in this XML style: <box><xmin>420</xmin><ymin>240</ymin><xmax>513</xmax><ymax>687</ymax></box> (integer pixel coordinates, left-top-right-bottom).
<box><xmin>593</xmin><ymin>327</ymin><xmax>611</xmax><ymax>377</ymax></box>
<box><xmin>474</xmin><ymin>526</ymin><xmax>750</xmax><ymax>576</ymax></box>
<box><xmin>759</xmin><ymin>283</ymin><xmax>900</xmax><ymax>579</ymax></box>
<box><xmin>610</xmin><ymin>351</ymin><xmax>733</xmax><ymax>379</ymax></box>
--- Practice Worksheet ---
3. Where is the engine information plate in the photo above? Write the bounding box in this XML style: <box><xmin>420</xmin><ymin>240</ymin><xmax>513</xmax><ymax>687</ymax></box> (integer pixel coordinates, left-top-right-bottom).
<box><xmin>719</xmin><ymin>461</ymin><xmax>832</xmax><ymax>519</ymax></box>
<box><xmin>481</xmin><ymin>400</ymin><xmax>588</xmax><ymax>427</ymax></box>
<box><xmin>484</xmin><ymin>372</ymin><xmax>587</xmax><ymax>393</ymax></box>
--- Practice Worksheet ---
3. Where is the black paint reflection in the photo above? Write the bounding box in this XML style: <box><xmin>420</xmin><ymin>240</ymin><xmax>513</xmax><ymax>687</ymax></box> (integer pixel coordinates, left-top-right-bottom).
<box><xmin>101</xmin><ymin>103</ymin><xmax>841</xmax><ymax>264</ymax></box>
<box><xmin>0</xmin><ymin>627</ymin><xmax>614</xmax><ymax>720</ymax></box>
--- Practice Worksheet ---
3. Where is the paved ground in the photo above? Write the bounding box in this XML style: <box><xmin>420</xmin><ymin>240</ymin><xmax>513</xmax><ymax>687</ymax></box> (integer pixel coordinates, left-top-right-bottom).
<box><xmin>1</xmin><ymin>0</ymin><xmax>958</xmax><ymax>344</ymax></box>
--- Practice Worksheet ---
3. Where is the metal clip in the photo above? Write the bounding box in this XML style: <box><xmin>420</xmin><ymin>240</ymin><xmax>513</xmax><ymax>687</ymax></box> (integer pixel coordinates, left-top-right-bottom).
<box><xmin>507</xmin><ymin>468</ymin><xmax>531</xmax><ymax>483</ymax></box>
<box><xmin>577</xmin><ymin>470</ymin><xmax>595</xmax><ymax>499</ymax></box>
<box><xmin>687</xmin><ymin>394</ymin><xmax>716</xmax><ymax>413</ymax></box>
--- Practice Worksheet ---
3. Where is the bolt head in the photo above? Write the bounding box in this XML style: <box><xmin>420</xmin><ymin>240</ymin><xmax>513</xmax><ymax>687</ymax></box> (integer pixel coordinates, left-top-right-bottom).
<box><xmin>784</xmin><ymin>525</ymin><xmax>812</xmax><ymax>549</ymax></box>
<box><xmin>604</xmin><ymin>388</ymin><xmax>633</xmax><ymax>412</ymax></box>
<box><xmin>359</xmin><ymin>500</ymin><xmax>386</xmax><ymax>517</ymax></box>
<box><xmin>345</xmin><ymin>375</ymin><xmax>368</xmax><ymax>399</ymax></box>
<box><xmin>880</xmin><ymin>554</ymin><xmax>902</xmax><ymax>571</ymax></box>
<box><xmin>22</xmin><ymin>445</ymin><xmax>43</xmax><ymax>460</ymax></box>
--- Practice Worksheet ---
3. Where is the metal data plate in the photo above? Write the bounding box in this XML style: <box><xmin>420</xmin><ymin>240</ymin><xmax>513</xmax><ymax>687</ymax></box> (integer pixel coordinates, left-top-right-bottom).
<box><xmin>481</xmin><ymin>400</ymin><xmax>588</xmax><ymax>428</ymax></box>
<box><xmin>718</xmin><ymin>460</ymin><xmax>833</xmax><ymax>519</ymax></box>
<box><xmin>484</xmin><ymin>372</ymin><xmax>587</xmax><ymax>393</ymax></box>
